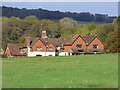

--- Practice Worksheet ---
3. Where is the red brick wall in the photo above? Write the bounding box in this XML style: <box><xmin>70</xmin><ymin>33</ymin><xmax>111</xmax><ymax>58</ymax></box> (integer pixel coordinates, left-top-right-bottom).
<box><xmin>64</xmin><ymin>36</ymin><xmax>86</xmax><ymax>52</ymax></box>
<box><xmin>31</xmin><ymin>40</ymin><xmax>47</xmax><ymax>52</ymax></box>
<box><xmin>71</xmin><ymin>36</ymin><xmax>86</xmax><ymax>49</ymax></box>
<box><xmin>31</xmin><ymin>40</ymin><xmax>56</xmax><ymax>52</ymax></box>
<box><xmin>87</xmin><ymin>37</ymin><xmax>104</xmax><ymax>49</ymax></box>
<box><xmin>47</xmin><ymin>43</ymin><xmax>56</xmax><ymax>52</ymax></box>
<box><xmin>64</xmin><ymin>45</ymin><xmax>71</xmax><ymax>52</ymax></box>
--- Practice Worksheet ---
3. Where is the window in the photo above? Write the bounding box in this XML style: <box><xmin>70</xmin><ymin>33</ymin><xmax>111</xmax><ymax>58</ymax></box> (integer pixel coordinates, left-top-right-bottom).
<box><xmin>93</xmin><ymin>45</ymin><xmax>98</xmax><ymax>49</ymax></box>
<box><xmin>76</xmin><ymin>44</ymin><xmax>82</xmax><ymax>49</ymax></box>
<box><xmin>36</xmin><ymin>47</ymin><xmax>42</xmax><ymax>51</ymax></box>
<box><xmin>48</xmin><ymin>47</ymin><xmax>53</xmax><ymax>51</ymax></box>
<box><xmin>20</xmin><ymin>50</ymin><xmax>26</xmax><ymax>53</ymax></box>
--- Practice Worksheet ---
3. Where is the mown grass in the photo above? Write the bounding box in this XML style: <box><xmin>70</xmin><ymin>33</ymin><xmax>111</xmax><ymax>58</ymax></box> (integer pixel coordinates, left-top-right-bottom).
<box><xmin>2</xmin><ymin>54</ymin><xmax>118</xmax><ymax>88</ymax></box>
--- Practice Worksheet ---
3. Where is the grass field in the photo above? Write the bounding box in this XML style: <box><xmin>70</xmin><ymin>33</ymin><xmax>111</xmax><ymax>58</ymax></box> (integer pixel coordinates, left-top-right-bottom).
<box><xmin>2</xmin><ymin>54</ymin><xmax>118</xmax><ymax>88</ymax></box>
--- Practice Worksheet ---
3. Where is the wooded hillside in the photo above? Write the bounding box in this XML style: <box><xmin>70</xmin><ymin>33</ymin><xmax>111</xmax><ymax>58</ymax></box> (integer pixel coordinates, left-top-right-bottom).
<box><xmin>1</xmin><ymin>6</ymin><xmax>116</xmax><ymax>23</ymax></box>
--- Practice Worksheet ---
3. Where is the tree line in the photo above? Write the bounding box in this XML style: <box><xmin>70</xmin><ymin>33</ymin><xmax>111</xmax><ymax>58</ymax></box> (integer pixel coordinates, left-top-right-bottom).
<box><xmin>1</xmin><ymin>6</ymin><xmax>116</xmax><ymax>23</ymax></box>
<box><xmin>1</xmin><ymin>15</ymin><xmax>120</xmax><ymax>53</ymax></box>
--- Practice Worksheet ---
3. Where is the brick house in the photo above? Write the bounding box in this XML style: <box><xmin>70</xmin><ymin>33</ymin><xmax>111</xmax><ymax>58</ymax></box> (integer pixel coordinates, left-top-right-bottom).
<box><xmin>4</xmin><ymin>31</ymin><xmax>105</xmax><ymax>57</ymax></box>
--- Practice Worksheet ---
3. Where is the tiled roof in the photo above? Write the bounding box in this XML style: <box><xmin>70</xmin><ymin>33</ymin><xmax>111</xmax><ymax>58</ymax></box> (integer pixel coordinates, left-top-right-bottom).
<box><xmin>10</xmin><ymin>35</ymin><xmax>97</xmax><ymax>49</ymax></box>
<box><xmin>29</xmin><ymin>34</ymin><xmax>81</xmax><ymax>46</ymax></box>
<box><xmin>81</xmin><ymin>35</ymin><xmax>96</xmax><ymax>45</ymax></box>
<box><xmin>63</xmin><ymin>34</ymin><xmax>80</xmax><ymax>45</ymax></box>
<box><xmin>7</xmin><ymin>43</ymin><xmax>27</xmax><ymax>55</ymax></box>
<box><xmin>40</xmin><ymin>38</ymin><xmax>64</xmax><ymax>46</ymax></box>
<box><xmin>25</xmin><ymin>35</ymin><xmax>97</xmax><ymax>47</ymax></box>
<box><xmin>29</xmin><ymin>38</ymin><xmax>65</xmax><ymax>47</ymax></box>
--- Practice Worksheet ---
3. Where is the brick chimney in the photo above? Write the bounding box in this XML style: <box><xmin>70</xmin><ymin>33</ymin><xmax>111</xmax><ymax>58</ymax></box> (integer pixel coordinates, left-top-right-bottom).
<box><xmin>41</xmin><ymin>30</ymin><xmax>48</xmax><ymax>38</ymax></box>
<box><xmin>25</xmin><ymin>36</ymin><xmax>30</xmax><ymax>47</ymax></box>
<box><xmin>25</xmin><ymin>36</ymin><xmax>31</xmax><ymax>57</ymax></box>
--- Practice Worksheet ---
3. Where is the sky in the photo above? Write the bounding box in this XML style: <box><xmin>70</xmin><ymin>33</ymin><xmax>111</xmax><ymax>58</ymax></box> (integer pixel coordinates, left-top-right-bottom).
<box><xmin>2</xmin><ymin>2</ymin><xmax>118</xmax><ymax>16</ymax></box>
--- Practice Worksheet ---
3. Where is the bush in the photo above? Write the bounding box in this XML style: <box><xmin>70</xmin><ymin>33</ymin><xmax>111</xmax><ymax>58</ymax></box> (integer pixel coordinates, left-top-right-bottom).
<box><xmin>1</xmin><ymin>54</ymin><xmax>7</xmax><ymax>58</ymax></box>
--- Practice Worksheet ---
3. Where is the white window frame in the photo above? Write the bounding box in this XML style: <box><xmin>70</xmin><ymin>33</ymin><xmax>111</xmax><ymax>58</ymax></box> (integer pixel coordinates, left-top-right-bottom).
<box><xmin>36</xmin><ymin>47</ymin><xmax>42</xmax><ymax>51</ymax></box>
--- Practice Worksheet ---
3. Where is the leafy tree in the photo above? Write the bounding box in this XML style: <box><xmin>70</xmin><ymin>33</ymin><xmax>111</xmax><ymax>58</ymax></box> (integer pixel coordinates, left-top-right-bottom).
<box><xmin>25</xmin><ymin>15</ymin><xmax>38</xmax><ymax>20</ymax></box>
<box><xmin>80</xmin><ymin>23</ymin><xmax>98</xmax><ymax>35</ymax></box>
<box><xmin>10</xmin><ymin>16</ymin><xmax>20</xmax><ymax>19</ymax></box>
<box><xmin>116</xmin><ymin>16</ymin><xmax>120</xmax><ymax>22</ymax></box>
<box><xmin>18</xmin><ymin>36</ymin><xmax>25</xmax><ymax>43</ymax></box>
<box><xmin>98</xmin><ymin>23</ymin><xmax>114</xmax><ymax>42</ymax></box>
<box><xmin>46</xmin><ymin>22</ymin><xmax>61</xmax><ymax>38</ymax></box>
<box><xmin>105</xmin><ymin>23</ymin><xmax>119</xmax><ymax>53</ymax></box>
<box><xmin>59</xmin><ymin>17</ymin><xmax>78</xmax><ymax>27</ymax></box>
<box><xmin>2</xmin><ymin>16</ymin><xmax>9</xmax><ymax>22</ymax></box>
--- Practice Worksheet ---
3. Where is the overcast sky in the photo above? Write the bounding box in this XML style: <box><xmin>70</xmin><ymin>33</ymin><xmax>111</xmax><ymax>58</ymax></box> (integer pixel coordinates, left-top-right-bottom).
<box><xmin>2</xmin><ymin>2</ymin><xmax>118</xmax><ymax>16</ymax></box>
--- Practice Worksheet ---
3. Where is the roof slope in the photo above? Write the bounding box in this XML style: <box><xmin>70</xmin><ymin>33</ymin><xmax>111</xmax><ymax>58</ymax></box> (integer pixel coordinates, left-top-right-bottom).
<box><xmin>7</xmin><ymin>43</ymin><xmax>26</xmax><ymax>55</ymax></box>
<box><xmin>40</xmin><ymin>38</ymin><xmax>65</xmax><ymax>46</ymax></box>
<box><xmin>29</xmin><ymin>38</ymin><xmax>65</xmax><ymax>47</ymax></box>
<box><xmin>81</xmin><ymin>35</ymin><xmax>96</xmax><ymax>45</ymax></box>
<box><xmin>63</xmin><ymin>34</ymin><xmax>80</xmax><ymax>45</ymax></box>
<box><xmin>25</xmin><ymin>35</ymin><xmax>98</xmax><ymax>47</ymax></box>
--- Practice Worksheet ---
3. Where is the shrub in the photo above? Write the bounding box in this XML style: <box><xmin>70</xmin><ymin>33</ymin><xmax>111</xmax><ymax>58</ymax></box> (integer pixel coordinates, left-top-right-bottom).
<box><xmin>1</xmin><ymin>54</ymin><xmax>7</xmax><ymax>58</ymax></box>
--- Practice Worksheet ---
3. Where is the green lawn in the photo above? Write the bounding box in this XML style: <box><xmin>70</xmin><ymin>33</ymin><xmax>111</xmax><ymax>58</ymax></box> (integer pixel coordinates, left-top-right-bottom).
<box><xmin>2</xmin><ymin>54</ymin><xmax>118</xmax><ymax>88</ymax></box>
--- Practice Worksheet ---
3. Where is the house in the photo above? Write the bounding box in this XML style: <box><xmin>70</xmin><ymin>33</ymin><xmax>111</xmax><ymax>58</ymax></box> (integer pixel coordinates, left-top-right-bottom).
<box><xmin>4</xmin><ymin>30</ymin><xmax>105</xmax><ymax>57</ymax></box>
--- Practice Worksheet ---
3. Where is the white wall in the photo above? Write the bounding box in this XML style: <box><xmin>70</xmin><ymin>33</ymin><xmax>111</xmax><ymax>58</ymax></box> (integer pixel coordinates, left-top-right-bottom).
<box><xmin>28</xmin><ymin>51</ymin><xmax>55</xmax><ymax>57</ymax></box>
<box><xmin>27</xmin><ymin>47</ymin><xmax>71</xmax><ymax>57</ymax></box>
<box><xmin>58</xmin><ymin>52</ymin><xmax>69</xmax><ymax>56</ymax></box>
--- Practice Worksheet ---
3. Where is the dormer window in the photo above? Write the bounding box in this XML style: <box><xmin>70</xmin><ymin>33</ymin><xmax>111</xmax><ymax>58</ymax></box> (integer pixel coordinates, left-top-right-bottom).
<box><xmin>93</xmin><ymin>45</ymin><xmax>98</xmax><ymax>49</ymax></box>
<box><xmin>36</xmin><ymin>47</ymin><xmax>42</xmax><ymax>51</ymax></box>
<box><xmin>76</xmin><ymin>44</ymin><xmax>82</xmax><ymax>49</ymax></box>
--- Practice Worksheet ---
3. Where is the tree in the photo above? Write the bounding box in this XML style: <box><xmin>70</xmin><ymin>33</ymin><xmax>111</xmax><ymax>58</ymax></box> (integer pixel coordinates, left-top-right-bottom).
<box><xmin>116</xmin><ymin>16</ymin><xmax>120</xmax><ymax>23</ymax></box>
<box><xmin>25</xmin><ymin>15</ymin><xmax>38</xmax><ymax>20</ymax></box>
<box><xmin>105</xmin><ymin>22</ymin><xmax>120</xmax><ymax>53</ymax></box>
<box><xmin>46</xmin><ymin>22</ymin><xmax>61</xmax><ymax>38</ymax></box>
<box><xmin>18</xmin><ymin>36</ymin><xmax>25</xmax><ymax>43</ymax></box>
<box><xmin>98</xmin><ymin>23</ymin><xmax>114</xmax><ymax>42</ymax></box>
<box><xmin>81</xmin><ymin>23</ymin><xmax>98</xmax><ymax>35</ymax></box>
<box><xmin>59</xmin><ymin>17</ymin><xmax>78</xmax><ymax>27</ymax></box>
<box><xmin>2</xmin><ymin>16</ymin><xmax>9</xmax><ymax>21</ymax></box>
<box><xmin>10</xmin><ymin>16</ymin><xmax>20</xmax><ymax>19</ymax></box>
